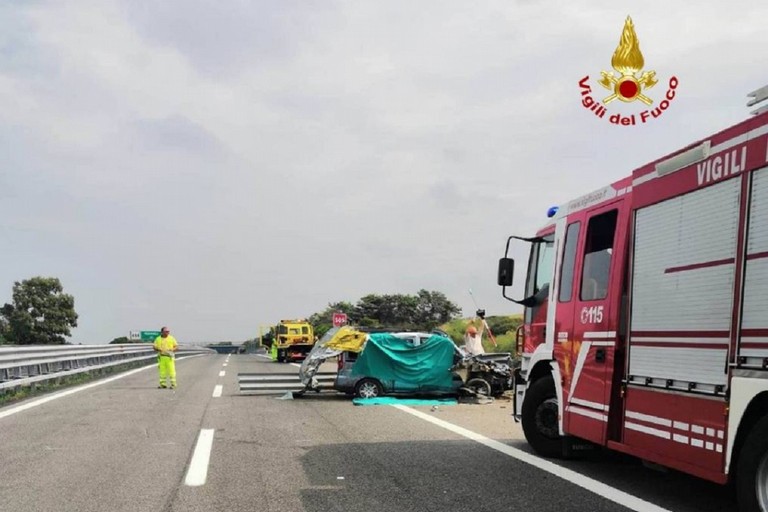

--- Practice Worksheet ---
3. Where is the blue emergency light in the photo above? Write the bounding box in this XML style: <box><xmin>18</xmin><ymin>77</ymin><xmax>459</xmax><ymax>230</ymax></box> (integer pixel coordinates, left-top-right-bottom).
<box><xmin>547</xmin><ymin>206</ymin><xmax>559</xmax><ymax>218</ymax></box>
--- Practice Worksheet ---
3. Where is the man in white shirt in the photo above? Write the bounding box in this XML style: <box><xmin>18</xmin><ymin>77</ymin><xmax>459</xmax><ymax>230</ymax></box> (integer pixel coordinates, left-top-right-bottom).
<box><xmin>463</xmin><ymin>323</ymin><xmax>486</xmax><ymax>356</ymax></box>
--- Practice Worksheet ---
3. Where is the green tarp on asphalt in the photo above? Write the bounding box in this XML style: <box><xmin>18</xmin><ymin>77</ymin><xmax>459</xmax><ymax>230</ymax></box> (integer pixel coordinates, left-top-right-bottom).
<box><xmin>353</xmin><ymin>397</ymin><xmax>458</xmax><ymax>406</ymax></box>
<box><xmin>351</xmin><ymin>333</ymin><xmax>457</xmax><ymax>392</ymax></box>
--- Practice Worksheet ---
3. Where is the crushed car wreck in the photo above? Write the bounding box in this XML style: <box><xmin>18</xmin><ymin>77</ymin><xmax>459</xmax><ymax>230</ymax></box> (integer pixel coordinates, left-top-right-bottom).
<box><xmin>239</xmin><ymin>326</ymin><xmax>515</xmax><ymax>400</ymax></box>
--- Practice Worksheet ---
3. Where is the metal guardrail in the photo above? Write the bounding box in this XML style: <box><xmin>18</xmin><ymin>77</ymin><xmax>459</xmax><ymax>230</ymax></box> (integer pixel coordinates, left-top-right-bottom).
<box><xmin>238</xmin><ymin>372</ymin><xmax>338</xmax><ymax>395</ymax></box>
<box><xmin>0</xmin><ymin>344</ymin><xmax>213</xmax><ymax>391</ymax></box>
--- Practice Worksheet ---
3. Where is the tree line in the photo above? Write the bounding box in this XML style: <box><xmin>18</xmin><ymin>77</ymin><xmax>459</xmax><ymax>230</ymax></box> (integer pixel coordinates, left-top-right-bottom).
<box><xmin>0</xmin><ymin>278</ymin><xmax>464</xmax><ymax>346</ymax></box>
<box><xmin>304</xmin><ymin>289</ymin><xmax>462</xmax><ymax>339</ymax></box>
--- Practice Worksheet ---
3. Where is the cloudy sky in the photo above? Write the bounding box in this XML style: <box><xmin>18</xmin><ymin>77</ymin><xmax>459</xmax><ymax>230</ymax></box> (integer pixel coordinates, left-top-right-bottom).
<box><xmin>2</xmin><ymin>0</ymin><xmax>767</xmax><ymax>344</ymax></box>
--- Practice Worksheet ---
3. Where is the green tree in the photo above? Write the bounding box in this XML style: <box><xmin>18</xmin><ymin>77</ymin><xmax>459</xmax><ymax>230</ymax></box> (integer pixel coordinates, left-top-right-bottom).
<box><xmin>485</xmin><ymin>315</ymin><xmax>523</xmax><ymax>336</ymax></box>
<box><xmin>413</xmin><ymin>289</ymin><xmax>462</xmax><ymax>330</ymax></box>
<box><xmin>308</xmin><ymin>301</ymin><xmax>357</xmax><ymax>339</ymax></box>
<box><xmin>307</xmin><ymin>291</ymin><xmax>461</xmax><ymax>334</ymax></box>
<box><xmin>0</xmin><ymin>316</ymin><xmax>9</xmax><ymax>345</ymax></box>
<box><xmin>109</xmin><ymin>336</ymin><xmax>131</xmax><ymax>344</ymax></box>
<box><xmin>1</xmin><ymin>277</ymin><xmax>79</xmax><ymax>345</ymax></box>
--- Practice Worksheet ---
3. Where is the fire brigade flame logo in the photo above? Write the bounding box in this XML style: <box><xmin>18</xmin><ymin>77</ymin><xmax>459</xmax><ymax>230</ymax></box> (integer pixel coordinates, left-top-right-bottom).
<box><xmin>598</xmin><ymin>16</ymin><xmax>658</xmax><ymax>105</ymax></box>
<box><xmin>578</xmin><ymin>16</ymin><xmax>679</xmax><ymax>125</ymax></box>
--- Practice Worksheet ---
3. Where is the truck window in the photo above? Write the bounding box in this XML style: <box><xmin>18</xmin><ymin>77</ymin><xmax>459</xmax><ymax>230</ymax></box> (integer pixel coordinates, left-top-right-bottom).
<box><xmin>559</xmin><ymin>222</ymin><xmax>581</xmax><ymax>302</ymax></box>
<box><xmin>580</xmin><ymin>210</ymin><xmax>618</xmax><ymax>301</ymax></box>
<box><xmin>525</xmin><ymin>236</ymin><xmax>555</xmax><ymax>298</ymax></box>
<box><xmin>302</xmin><ymin>326</ymin><xmax>309</xmax><ymax>335</ymax></box>
<box><xmin>524</xmin><ymin>234</ymin><xmax>555</xmax><ymax>323</ymax></box>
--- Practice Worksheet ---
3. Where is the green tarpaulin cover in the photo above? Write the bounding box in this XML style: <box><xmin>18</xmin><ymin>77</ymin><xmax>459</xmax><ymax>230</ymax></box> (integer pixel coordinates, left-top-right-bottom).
<box><xmin>353</xmin><ymin>397</ymin><xmax>458</xmax><ymax>406</ymax></box>
<box><xmin>351</xmin><ymin>333</ymin><xmax>457</xmax><ymax>392</ymax></box>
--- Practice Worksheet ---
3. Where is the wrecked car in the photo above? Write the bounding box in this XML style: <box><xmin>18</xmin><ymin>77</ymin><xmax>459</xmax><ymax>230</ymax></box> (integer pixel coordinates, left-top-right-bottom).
<box><xmin>299</xmin><ymin>326</ymin><xmax>513</xmax><ymax>399</ymax></box>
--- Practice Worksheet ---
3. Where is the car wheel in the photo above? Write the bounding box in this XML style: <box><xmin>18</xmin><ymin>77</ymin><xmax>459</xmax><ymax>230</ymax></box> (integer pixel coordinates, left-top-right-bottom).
<box><xmin>466</xmin><ymin>378</ymin><xmax>492</xmax><ymax>397</ymax></box>
<box><xmin>521</xmin><ymin>374</ymin><xmax>563</xmax><ymax>458</ymax></box>
<box><xmin>355</xmin><ymin>378</ymin><xmax>383</xmax><ymax>399</ymax></box>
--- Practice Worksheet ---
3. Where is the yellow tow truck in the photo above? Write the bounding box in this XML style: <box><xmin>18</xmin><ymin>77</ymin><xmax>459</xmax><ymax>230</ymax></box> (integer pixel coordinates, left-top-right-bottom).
<box><xmin>269</xmin><ymin>319</ymin><xmax>315</xmax><ymax>363</ymax></box>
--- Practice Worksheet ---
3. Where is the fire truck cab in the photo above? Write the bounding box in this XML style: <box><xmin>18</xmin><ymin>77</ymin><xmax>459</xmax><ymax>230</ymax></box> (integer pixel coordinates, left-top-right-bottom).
<box><xmin>499</xmin><ymin>96</ymin><xmax>768</xmax><ymax>511</ymax></box>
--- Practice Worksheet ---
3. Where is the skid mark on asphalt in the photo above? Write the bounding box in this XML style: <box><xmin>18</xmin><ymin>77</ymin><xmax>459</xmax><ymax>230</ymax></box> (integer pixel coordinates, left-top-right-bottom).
<box><xmin>393</xmin><ymin>405</ymin><xmax>673</xmax><ymax>512</ymax></box>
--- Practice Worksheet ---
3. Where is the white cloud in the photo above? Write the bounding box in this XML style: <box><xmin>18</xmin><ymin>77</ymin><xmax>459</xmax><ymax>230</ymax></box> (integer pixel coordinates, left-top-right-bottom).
<box><xmin>2</xmin><ymin>0</ymin><xmax>768</xmax><ymax>343</ymax></box>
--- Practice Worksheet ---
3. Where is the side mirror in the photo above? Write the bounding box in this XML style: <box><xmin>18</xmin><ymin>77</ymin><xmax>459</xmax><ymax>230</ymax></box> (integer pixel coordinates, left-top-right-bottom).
<box><xmin>497</xmin><ymin>258</ymin><xmax>515</xmax><ymax>287</ymax></box>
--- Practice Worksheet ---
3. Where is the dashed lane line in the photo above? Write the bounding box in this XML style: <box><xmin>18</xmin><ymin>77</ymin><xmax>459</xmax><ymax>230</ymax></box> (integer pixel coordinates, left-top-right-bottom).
<box><xmin>184</xmin><ymin>429</ymin><xmax>215</xmax><ymax>486</ymax></box>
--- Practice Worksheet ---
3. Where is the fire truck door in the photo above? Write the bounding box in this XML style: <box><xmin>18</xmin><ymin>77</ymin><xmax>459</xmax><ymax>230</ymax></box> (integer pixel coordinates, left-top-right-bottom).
<box><xmin>564</xmin><ymin>206</ymin><xmax>621</xmax><ymax>446</ymax></box>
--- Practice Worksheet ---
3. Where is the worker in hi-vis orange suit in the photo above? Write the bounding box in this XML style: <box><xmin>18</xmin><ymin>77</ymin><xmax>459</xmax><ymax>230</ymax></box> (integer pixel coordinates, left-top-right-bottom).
<box><xmin>153</xmin><ymin>326</ymin><xmax>178</xmax><ymax>389</ymax></box>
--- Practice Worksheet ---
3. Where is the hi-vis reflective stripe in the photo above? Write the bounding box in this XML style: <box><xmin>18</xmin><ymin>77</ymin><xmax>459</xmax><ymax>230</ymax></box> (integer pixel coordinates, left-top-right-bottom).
<box><xmin>626</xmin><ymin>410</ymin><xmax>672</xmax><ymax>427</ymax></box>
<box><xmin>568</xmin><ymin>332</ymin><xmax>616</xmax><ymax>403</ymax></box>
<box><xmin>566</xmin><ymin>404</ymin><xmax>608</xmax><ymax>422</ymax></box>
<box><xmin>584</xmin><ymin>331</ymin><xmax>617</xmax><ymax>339</ymax></box>
<box><xmin>625</xmin><ymin>410</ymin><xmax>724</xmax><ymax>453</ymax></box>
<box><xmin>570</xmin><ymin>397</ymin><xmax>609</xmax><ymax>411</ymax></box>
<box><xmin>626</xmin><ymin>422</ymin><xmax>670</xmax><ymax>439</ymax></box>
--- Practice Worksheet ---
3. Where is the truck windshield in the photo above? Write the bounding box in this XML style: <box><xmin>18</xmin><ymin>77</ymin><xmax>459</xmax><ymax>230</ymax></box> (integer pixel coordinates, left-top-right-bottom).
<box><xmin>525</xmin><ymin>235</ymin><xmax>555</xmax><ymax>301</ymax></box>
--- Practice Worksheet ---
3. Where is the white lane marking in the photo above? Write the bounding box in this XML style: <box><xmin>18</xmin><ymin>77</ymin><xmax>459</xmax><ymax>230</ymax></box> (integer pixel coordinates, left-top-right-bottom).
<box><xmin>185</xmin><ymin>429</ymin><xmax>215</xmax><ymax>487</ymax></box>
<box><xmin>219</xmin><ymin>371</ymin><xmax>226</xmax><ymax>377</ymax></box>
<box><xmin>223</xmin><ymin>363</ymin><xmax>228</xmax><ymax>367</ymax></box>
<box><xmin>212</xmin><ymin>385</ymin><xmax>223</xmax><ymax>398</ymax></box>
<box><xmin>290</xmin><ymin>362</ymin><xmax>302</xmax><ymax>368</ymax></box>
<box><xmin>0</xmin><ymin>355</ymin><xmax>206</xmax><ymax>421</ymax></box>
<box><xmin>256</xmin><ymin>354</ymin><xmax>272</xmax><ymax>360</ymax></box>
<box><xmin>393</xmin><ymin>405</ymin><xmax>673</xmax><ymax>512</ymax></box>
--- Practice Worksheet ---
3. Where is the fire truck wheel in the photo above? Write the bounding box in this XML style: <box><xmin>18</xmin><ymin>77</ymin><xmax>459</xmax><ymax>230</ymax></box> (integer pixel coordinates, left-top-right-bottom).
<box><xmin>736</xmin><ymin>414</ymin><xmax>768</xmax><ymax>512</ymax></box>
<box><xmin>521</xmin><ymin>374</ymin><xmax>563</xmax><ymax>458</ymax></box>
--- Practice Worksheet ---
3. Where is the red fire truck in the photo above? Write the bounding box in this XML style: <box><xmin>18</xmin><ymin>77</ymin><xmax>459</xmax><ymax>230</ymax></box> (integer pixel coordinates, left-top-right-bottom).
<box><xmin>498</xmin><ymin>85</ymin><xmax>768</xmax><ymax>511</ymax></box>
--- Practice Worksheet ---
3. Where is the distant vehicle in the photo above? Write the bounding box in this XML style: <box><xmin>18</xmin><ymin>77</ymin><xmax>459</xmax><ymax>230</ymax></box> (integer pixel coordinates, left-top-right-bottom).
<box><xmin>271</xmin><ymin>319</ymin><xmax>315</xmax><ymax>363</ymax></box>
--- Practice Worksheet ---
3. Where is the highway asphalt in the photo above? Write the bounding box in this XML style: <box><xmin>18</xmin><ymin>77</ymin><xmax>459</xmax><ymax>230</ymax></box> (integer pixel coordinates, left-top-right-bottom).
<box><xmin>0</xmin><ymin>353</ymin><xmax>738</xmax><ymax>512</ymax></box>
